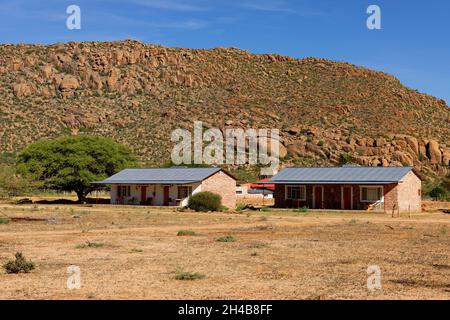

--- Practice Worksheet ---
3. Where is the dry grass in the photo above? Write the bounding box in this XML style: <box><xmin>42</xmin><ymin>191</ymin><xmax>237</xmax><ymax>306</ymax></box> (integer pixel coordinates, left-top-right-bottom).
<box><xmin>0</xmin><ymin>203</ymin><xmax>449</xmax><ymax>299</ymax></box>
<box><xmin>237</xmin><ymin>197</ymin><xmax>275</xmax><ymax>207</ymax></box>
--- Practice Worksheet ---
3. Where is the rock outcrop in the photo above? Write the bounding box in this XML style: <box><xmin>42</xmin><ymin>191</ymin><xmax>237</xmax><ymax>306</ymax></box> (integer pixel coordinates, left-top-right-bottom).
<box><xmin>0</xmin><ymin>40</ymin><xmax>448</xmax><ymax>180</ymax></box>
<box><xmin>13</xmin><ymin>82</ymin><xmax>35</xmax><ymax>97</ymax></box>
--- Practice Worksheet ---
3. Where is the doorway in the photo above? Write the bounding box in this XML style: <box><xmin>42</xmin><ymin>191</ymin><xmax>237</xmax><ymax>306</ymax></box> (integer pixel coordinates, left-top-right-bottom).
<box><xmin>140</xmin><ymin>186</ymin><xmax>147</xmax><ymax>205</ymax></box>
<box><xmin>313</xmin><ymin>186</ymin><xmax>323</xmax><ymax>209</ymax></box>
<box><xmin>163</xmin><ymin>186</ymin><xmax>170</xmax><ymax>206</ymax></box>
<box><xmin>342</xmin><ymin>187</ymin><xmax>352</xmax><ymax>210</ymax></box>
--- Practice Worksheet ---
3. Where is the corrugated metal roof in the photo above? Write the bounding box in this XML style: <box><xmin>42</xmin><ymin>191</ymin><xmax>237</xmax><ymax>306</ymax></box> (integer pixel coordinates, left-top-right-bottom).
<box><xmin>94</xmin><ymin>167</ymin><xmax>223</xmax><ymax>185</ymax></box>
<box><xmin>247</xmin><ymin>189</ymin><xmax>274</xmax><ymax>195</ymax></box>
<box><xmin>269</xmin><ymin>166</ymin><xmax>413</xmax><ymax>184</ymax></box>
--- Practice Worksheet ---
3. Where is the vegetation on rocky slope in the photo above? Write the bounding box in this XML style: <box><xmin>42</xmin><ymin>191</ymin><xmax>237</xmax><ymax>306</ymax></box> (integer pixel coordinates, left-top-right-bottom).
<box><xmin>0</xmin><ymin>40</ymin><xmax>448</xmax><ymax>181</ymax></box>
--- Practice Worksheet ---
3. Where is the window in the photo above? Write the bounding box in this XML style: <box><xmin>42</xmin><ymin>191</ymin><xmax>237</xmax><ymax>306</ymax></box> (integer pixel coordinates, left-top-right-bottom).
<box><xmin>360</xmin><ymin>186</ymin><xmax>383</xmax><ymax>202</ymax></box>
<box><xmin>117</xmin><ymin>186</ymin><xmax>131</xmax><ymax>197</ymax></box>
<box><xmin>286</xmin><ymin>186</ymin><xmax>306</xmax><ymax>200</ymax></box>
<box><xmin>177</xmin><ymin>186</ymin><xmax>192</xmax><ymax>199</ymax></box>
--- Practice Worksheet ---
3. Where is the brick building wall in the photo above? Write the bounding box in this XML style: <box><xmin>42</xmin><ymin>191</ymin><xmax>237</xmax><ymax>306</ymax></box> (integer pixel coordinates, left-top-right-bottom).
<box><xmin>396</xmin><ymin>171</ymin><xmax>422</xmax><ymax>212</ymax></box>
<box><xmin>274</xmin><ymin>181</ymin><xmax>420</xmax><ymax>212</ymax></box>
<box><xmin>275</xmin><ymin>184</ymin><xmax>354</xmax><ymax>209</ymax></box>
<box><xmin>201</xmin><ymin>171</ymin><xmax>237</xmax><ymax>209</ymax></box>
<box><xmin>383</xmin><ymin>172</ymin><xmax>422</xmax><ymax>213</ymax></box>
<box><xmin>274</xmin><ymin>184</ymin><xmax>287</xmax><ymax>208</ymax></box>
<box><xmin>273</xmin><ymin>184</ymin><xmax>311</xmax><ymax>208</ymax></box>
<box><xmin>383</xmin><ymin>183</ymin><xmax>398</xmax><ymax>213</ymax></box>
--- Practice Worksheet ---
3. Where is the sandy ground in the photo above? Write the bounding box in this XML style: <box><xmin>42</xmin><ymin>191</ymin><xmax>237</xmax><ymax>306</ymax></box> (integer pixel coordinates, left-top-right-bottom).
<box><xmin>0</xmin><ymin>203</ymin><xmax>449</xmax><ymax>300</ymax></box>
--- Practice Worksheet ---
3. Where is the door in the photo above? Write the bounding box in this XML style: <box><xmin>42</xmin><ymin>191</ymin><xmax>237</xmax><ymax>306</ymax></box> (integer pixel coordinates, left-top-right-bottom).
<box><xmin>163</xmin><ymin>186</ymin><xmax>170</xmax><ymax>206</ymax></box>
<box><xmin>314</xmin><ymin>186</ymin><xmax>323</xmax><ymax>209</ymax></box>
<box><xmin>343</xmin><ymin>187</ymin><xmax>352</xmax><ymax>210</ymax></box>
<box><xmin>140</xmin><ymin>186</ymin><xmax>147</xmax><ymax>205</ymax></box>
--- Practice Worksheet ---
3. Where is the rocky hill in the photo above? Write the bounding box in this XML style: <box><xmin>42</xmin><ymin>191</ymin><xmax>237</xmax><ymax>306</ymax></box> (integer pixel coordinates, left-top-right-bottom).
<box><xmin>0</xmin><ymin>40</ymin><xmax>448</xmax><ymax>180</ymax></box>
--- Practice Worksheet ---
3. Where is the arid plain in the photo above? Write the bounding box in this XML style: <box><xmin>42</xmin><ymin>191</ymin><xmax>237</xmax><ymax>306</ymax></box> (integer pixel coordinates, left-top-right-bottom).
<box><xmin>0</xmin><ymin>203</ymin><xmax>449</xmax><ymax>299</ymax></box>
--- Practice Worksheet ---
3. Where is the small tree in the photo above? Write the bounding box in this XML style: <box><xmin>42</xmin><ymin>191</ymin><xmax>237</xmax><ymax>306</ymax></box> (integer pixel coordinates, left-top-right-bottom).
<box><xmin>339</xmin><ymin>153</ymin><xmax>352</xmax><ymax>165</ymax></box>
<box><xmin>429</xmin><ymin>186</ymin><xmax>446</xmax><ymax>201</ymax></box>
<box><xmin>188</xmin><ymin>191</ymin><xmax>222</xmax><ymax>212</ymax></box>
<box><xmin>17</xmin><ymin>136</ymin><xmax>137</xmax><ymax>203</ymax></box>
<box><xmin>0</xmin><ymin>164</ymin><xmax>39</xmax><ymax>197</ymax></box>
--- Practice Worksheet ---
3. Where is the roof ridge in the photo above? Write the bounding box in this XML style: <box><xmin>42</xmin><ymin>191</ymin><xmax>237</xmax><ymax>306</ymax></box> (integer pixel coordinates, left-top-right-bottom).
<box><xmin>122</xmin><ymin>167</ymin><xmax>219</xmax><ymax>170</ymax></box>
<box><xmin>286</xmin><ymin>166</ymin><xmax>413</xmax><ymax>169</ymax></box>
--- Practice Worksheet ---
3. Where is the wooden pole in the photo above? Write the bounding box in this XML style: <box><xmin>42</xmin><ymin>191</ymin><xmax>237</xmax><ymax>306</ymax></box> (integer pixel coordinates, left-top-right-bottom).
<box><xmin>262</xmin><ymin>187</ymin><xmax>265</xmax><ymax>207</ymax></box>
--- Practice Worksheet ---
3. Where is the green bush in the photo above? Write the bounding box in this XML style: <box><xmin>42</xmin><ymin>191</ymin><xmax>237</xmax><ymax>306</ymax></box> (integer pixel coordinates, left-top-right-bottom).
<box><xmin>235</xmin><ymin>203</ymin><xmax>248</xmax><ymax>212</ymax></box>
<box><xmin>293</xmin><ymin>206</ymin><xmax>308</xmax><ymax>213</ymax></box>
<box><xmin>0</xmin><ymin>164</ymin><xmax>39</xmax><ymax>198</ymax></box>
<box><xmin>216</xmin><ymin>235</ymin><xmax>236</xmax><ymax>242</ymax></box>
<box><xmin>429</xmin><ymin>187</ymin><xmax>447</xmax><ymax>201</ymax></box>
<box><xmin>248</xmin><ymin>241</ymin><xmax>268</xmax><ymax>249</ymax></box>
<box><xmin>188</xmin><ymin>192</ymin><xmax>222</xmax><ymax>212</ymax></box>
<box><xmin>339</xmin><ymin>153</ymin><xmax>352</xmax><ymax>165</ymax></box>
<box><xmin>177</xmin><ymin>230</ymin><xmax>196</xmax><ymax>236</ymax></box>
<box><xmin>76</xmin><ymin>241</ymin><xmax>104</xmax><ymax>249</ymax></box>
<box><xmin>175</xmin><ymin>270</ymin><xmax>206</xmax><ymax>280</ymax></box>
<box><xmin>0</xmin><ymin>216</ymin><xmax>10</xmax><ymax>224</ymax></box>
<box><xmin>3</xmin><ymin>252</ymin><xmax>35</xmax><ymax>274</ymax></box>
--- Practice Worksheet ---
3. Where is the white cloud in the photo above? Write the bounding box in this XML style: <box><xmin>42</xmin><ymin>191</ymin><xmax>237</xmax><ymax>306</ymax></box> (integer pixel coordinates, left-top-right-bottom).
<box><xmin>238</xmin><ymin>0</ymin><xmax>324</xmax><ymax>16</ymax></box>
<box><xmin>151</xmin><ymin>19</ymin><xmax>208</xmax><ymax>30</ymax></box>
<box><xmin>239</xmin><ymin>0</ymin><xmax>296</xmax><ymax>13</ymax></box>
<box><xmin>106</xmin><ymin>14</ymin><xmax>208</xmax><ymax>30</ymax></box>
<box><xmin>133</xmin><ymin>0</ymin><xmax>208</xmax><ymax>12</ymax></box>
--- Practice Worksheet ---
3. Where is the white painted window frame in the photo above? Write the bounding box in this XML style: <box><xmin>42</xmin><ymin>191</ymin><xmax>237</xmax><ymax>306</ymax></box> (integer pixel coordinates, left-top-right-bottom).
<box><xmin>177</xmin><ymin>185</ymin><xmax>193</xmax><ymax>199</ymax></box>
<box><xmin>285</xmin><ymin>185</ymin><xmax>306</xmax><ymax>201</ymax></box>
<box><xmin>118</xmin><ymin>185</ymin><xmax>131</xmax><ymax>197</ymax></box>
<box><xmin>359</xmin><ymin>185</ymin><xmax>384</xmax><ymax>203</ymax></box>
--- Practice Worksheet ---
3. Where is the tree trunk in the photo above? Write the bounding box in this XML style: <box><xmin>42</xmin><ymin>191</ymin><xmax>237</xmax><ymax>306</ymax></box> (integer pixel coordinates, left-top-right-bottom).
<box><xmin>75</xmin><ymin>190</ymin><xmax>86</xmax><ymax>204</ymax></box>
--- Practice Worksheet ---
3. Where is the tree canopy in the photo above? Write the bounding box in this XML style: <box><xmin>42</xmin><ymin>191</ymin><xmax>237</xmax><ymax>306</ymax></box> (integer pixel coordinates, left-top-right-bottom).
<box><xmin>17</xmin><ymin>136</ymin><xmax>137</xmax><ymax>202</ymax></box>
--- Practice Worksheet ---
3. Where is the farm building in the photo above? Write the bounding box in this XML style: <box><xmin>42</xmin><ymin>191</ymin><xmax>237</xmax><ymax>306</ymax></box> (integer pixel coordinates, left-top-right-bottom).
<box><xmin>269</xmin><ymin>166</ymin><xmax>422</xmax><ymax>212</ymax></box>
<box><xmin>94</xmin><ymin>167</ymin><xmax>237</xmax><ymax>209</ymax></box>
<box><xmin>236</xmin><ymin>180</ymin><xmax>274</xmax><ymax>199</ymax></box>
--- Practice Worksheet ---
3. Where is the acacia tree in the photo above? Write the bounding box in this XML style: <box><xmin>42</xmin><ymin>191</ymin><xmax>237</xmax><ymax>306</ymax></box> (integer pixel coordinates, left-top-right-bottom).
<box><xmin>17</xmin><ymin>136</ymin><xmax>137</xmax><ymax>203</ymax></box>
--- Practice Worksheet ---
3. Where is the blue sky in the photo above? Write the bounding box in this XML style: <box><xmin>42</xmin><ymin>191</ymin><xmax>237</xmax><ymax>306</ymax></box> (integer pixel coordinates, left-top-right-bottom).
<box><xmin>0</xmin><ymin>0</ymin><xmax>449</xmax><ymax>103</ymax></box>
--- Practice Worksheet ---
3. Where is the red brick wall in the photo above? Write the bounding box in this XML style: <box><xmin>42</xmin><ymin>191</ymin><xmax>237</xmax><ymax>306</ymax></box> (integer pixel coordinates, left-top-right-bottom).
<box><xmin>274</xmin><ymin>184</ymin><xmax>310</xmax><ymax>208</ymax></box>
<box><xmin>323</xmin><ymin>185</ymin><xmax>341</xmax><ymax>209</ymax></box>
<box><xmin>274</xmin><ymin>184</ymin><xmax>288</xmax><ymax>208</ymax></box>
<box><xmin>383</xmin><ymin>183</ymin><xmax>398</xmax><ymax>212</ymax></box>
<box><xmin>275</xmin><ymin>184</ymin><xmax>348</xmax><ymax>209</ymax></box>
<box><xmin>274</xmin><ymin>183</ymin><xmax>415</xmax><ymax>212</ymax></box>
<box><xmin>201</xmin><ymin>171</ymin><xmax>236</xmax><ymax>209</ymax></box>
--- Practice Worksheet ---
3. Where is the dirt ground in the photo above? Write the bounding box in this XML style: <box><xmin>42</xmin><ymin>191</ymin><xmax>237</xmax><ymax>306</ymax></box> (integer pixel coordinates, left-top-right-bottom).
<box><xmin>0</xmin><ymin>203</ymin><xmax>449</xmax><ymax>300</ymax></box>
